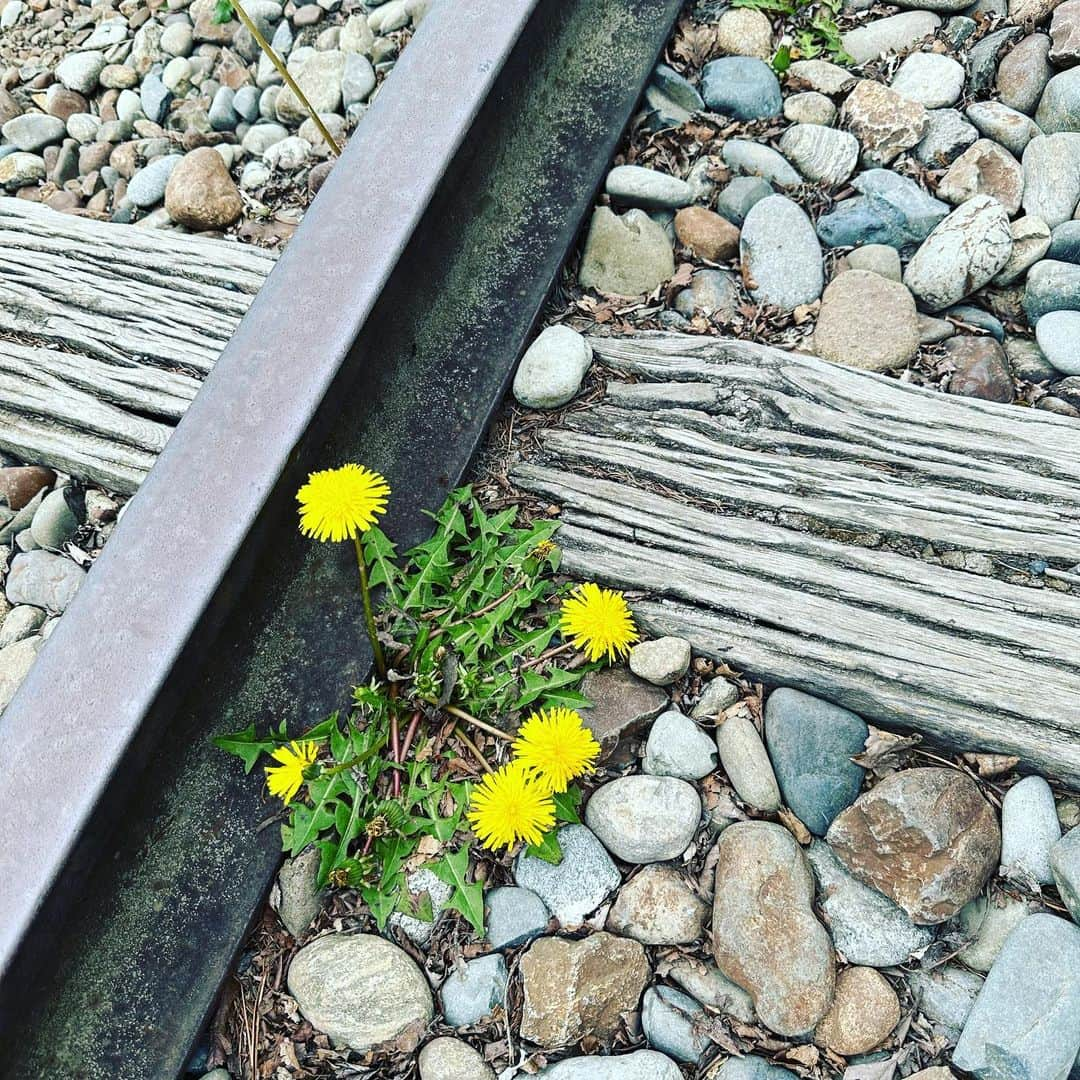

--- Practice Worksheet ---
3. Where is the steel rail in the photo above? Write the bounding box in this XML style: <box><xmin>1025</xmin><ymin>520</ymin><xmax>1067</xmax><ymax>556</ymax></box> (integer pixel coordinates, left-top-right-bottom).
<box><xmin>0</xmin><ymin>0</ymin><xmax>683</xmax><ymax>1076</ymax></box>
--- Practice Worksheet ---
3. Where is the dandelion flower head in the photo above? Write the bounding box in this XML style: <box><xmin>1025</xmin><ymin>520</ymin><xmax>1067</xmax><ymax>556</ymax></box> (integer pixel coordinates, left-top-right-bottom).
<box><xmin>467</xmin><ymin>760</ymin><xmax>556</xmax><ymax>851</ymax></box>
<box><xmin>265</xmin><ymin>740</ymin><xmax>319</xmax><ymax>805</ymax></box>
<box><xmin>559</xmin><ymin>581</ymin><xmax>639</xmax><ymax>663</ymax></box>
<box><xmin>297</xmin><ymin>464</ymin><xmax>390</xmax><ymax>542</ymax></box>
<box><xmin>513</xmin><ymin>706</ymin><xmax>600</xmax><ymax>793</ymax></box>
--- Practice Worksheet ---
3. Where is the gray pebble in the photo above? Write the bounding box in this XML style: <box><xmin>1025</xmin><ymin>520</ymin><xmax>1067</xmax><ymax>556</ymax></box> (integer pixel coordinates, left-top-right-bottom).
<box><xmin>514</xmin><ymin>824</ymin><xmax>620</xmax><ymax>925</ymax></box>
<box><xmin>715</xmin><ymin>175</ymin><xmax>773</xmax><ymax>226</ymax></box>
<box><xmin>30</xmin><ymin>488</ymin><xmax>78</xmax><ymax>550</ymax></box>
<box><xmin>701</xmin><ymin>57</ymin><xmax>782</xmax><ymax>120</ymax></box>
<box><xmin>605</xmin><ymin>164</ymin><xmax>693</xmax><ymax>210</ymax></box>
<box><xmin>643</xmin><ymin>709</ymin><xmax>717</xmax><ymax>780</ymax></box>
<box><xmin>5</xmin><ymin>550</ymin><xmax>85</xmax><ymax>614</ymax></box>
<box><xmin>585</xmin><ymin>775</ymin><xmax>701</xmax><ymax>863</ymax></box>
<box><xmin>0</xmin><ymin>605</ymin><xmax>46</xmax><ymax>650</ymax></box>
<box><xmin>907</xmin><ymin>963</ymin><xmax>983</xmax><ymax>1040</ymax></box>
<box><xmin>484</xmin><ymin>886</ymin><xmax>549</xmax><ymax>949</ymax></box>
<box><xmin>716</xmin><ymin>714</ymin><xmax>780</xmax><ymax>812</ymax></box>
<box><xmin>1000</xmin><ymin>774</ymin><xmax>1061</xmax><ymax>885</ymax></box>
<box><xmin>127</xmin><ymin>153</ymin><xmax>183</xmax><ymax>207</ymax></box>
<box><xmin>1</xmin><ymin>113</ymin><xmax>66</xmax><ymax>152</ymax></box>
<box><xmin>440</xmin><ymin>954</ymin><xmax>507</xmax><ymax>1028</ymax></box>
<box><xmin>512</xmin><ymin>324</ymin><xmax>592</xmax><ymax>409</ymax></box>
<box><xmin>641</xmin><ymin>986</ymin><xmax>711</xmax><ymax>1064</ymax></box>
<box><xmin>1050</xmin><ymin>827</ymin><xmax>1080</xmax><ymax>923</ymax></box>
<box><xmin>740</xmin><ymin>195</ymin><xmax>823</xmax><ymax>311</ymax></box>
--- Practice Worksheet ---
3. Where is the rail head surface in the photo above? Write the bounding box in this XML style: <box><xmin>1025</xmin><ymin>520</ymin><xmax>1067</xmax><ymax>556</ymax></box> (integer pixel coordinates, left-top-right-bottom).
<box><xmin>0</xmin><ymin>0</ymin><xmax>536</xmax><ymax>1016</ymax></box>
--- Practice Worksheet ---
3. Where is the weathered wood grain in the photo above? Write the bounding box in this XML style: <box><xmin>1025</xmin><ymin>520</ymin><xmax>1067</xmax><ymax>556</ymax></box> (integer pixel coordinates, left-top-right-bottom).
<box><xmin>0</xmin><ymin>198</ymin><xmax>276</xmax><ymax>489</ymax></box>
<box><xmin>513</xmin><ymin>331</ymin><xmax>1080</xmax><ymax>784</ymax></box>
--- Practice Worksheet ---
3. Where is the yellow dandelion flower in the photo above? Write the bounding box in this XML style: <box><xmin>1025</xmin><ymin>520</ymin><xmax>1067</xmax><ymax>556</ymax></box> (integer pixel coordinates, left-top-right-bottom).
<box><xmin>559</xmin><ymin>581</ymin><xmax>639</xmax><ymax>663</ymax></box>
<box><xmin>467</xmin><ymin>760</ymin><xmax>556</xmax><ymax>852</ymax></box>
<box><xmin>512</xmin><ymin>707</ymin><xmax>600</xmax><ymax>794</ymax></box>
<box><xmin>265</xmin><ymin>740</ymin><xmax>319</xmax><ymax>805</ymax></box>
<box><xmin>296</xmin><ymin>464</ymin><xmax>390</xmax><ymax>542</ymax></box>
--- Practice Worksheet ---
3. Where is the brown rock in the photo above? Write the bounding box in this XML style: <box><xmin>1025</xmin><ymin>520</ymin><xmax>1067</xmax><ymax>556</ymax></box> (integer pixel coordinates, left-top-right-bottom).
<box><xmin>943</xmin><ymin>337</ymin><xmax>1015</xmax><ymax>404</ymax></box>
<box><xmin>0</xmin><ymin>88</ymin><xmax>21</xmax><ymax>126</ymax></box>
<box><xmin>606</xmin><ymin>865</ymin><xmax>708</xmax><ymax>945</ymax></box>
<box><xmin>674</xmin><ymin>206</ymin><xmax>740</xmax><ymax>262</ymax></box>
<box><xmin>519</xmin><ymin>932</ymin><xmax>650</xmax><ymax>1047</ymax></box>
<box><xmin>827</xmin><ymin>767</ymin><xmax>1001</xmax><ymax>924</ymax></box>
<box><xmin>45</xmin><ymin>86</ymin><xmax>87</xmax><ymax>122</ymax></box>
<box><xmin>109</xmin><ymin>141</ymin><xmax>139</xmax><ymax>179</ymax></box>
<box><xmin>841</xmin><ymin>80</ymin><xmax>927</xmax><ymax>168</ymax></box>
<box><xmin>813</xmin><ymin>270</ymin><xmax>920</xmax><ymax>372</ymax></box>
<box><xmin>164</xmin><ymin>147</ymin><xmax>243</xmax><ymax>230</ymax></box>
<box><xmin>0</xmin><ymin>466</ymin><xmax>55</xmax><ymax>510</ymax></box>
<box><xmin>191</xmin><ymin>0</ymin><xmax>238</xmax><ymax>44</ymax></box>
<box><xmin>78</xmin><ymin>141</ymin><xmax>112</xmax><ymax>176</ymax></box>
<box><xmin>1051</xmin><ymin>0</ymin><xmax>1080</xmax><ymax>66</ymax></box>
<box><xmin>712</xmin><ymin>821</ymin><xmax>836</xmax><ymax>1037</ymax></box>
<box><xmin>309</xmin><ymin>159</ymin><xmax>334</xmax><ymax>195</ymax></box>
<box><xmin>578</xmin><ymin>665</ymin><xmax>667</xmax><ymax>762</ymax></box>
<box><xmin>814</xmin><ymin>967</ymin><xmax>900</xmax><ymax>1056</ymax></box>
<box><xmin>216</xmin><ymin>48</ymin><xmax>254</xmax><ymax>90</ymax></box>
<box><xmin>936</xmin><ymin>140</ymin><xmax>1024</xmax><ymax>217</ymax></box>
<box><xmin>997</xmin><ymin>34</ymin><xmax>1053</xmax><ymax>115</ymax></box>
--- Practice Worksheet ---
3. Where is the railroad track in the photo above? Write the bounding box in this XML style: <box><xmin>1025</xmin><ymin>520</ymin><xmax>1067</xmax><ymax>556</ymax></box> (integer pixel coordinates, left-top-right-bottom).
<box><xmin>0</xmin><ymin>1</ymin><xmax>682</xmax><ymax>1075</ymax></box>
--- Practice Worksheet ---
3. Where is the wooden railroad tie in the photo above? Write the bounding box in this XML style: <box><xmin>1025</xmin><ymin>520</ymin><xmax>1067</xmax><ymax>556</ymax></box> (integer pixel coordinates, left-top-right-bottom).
<box><xmin>514</xmin><ymin>331</ymin><xmax>1080</xmax><ymax>786</ymax></box>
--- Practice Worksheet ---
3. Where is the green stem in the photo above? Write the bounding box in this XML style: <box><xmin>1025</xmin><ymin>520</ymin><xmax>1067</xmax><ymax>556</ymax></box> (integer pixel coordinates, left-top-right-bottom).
<box><xmin>229</xmin><ymin>0</ymin><xmax>343</xmax><ymax>156</ymax></box>
<box><xmin>354</xmin><ymin>535</ymin><xmax>387</xmax><ymax>679</ymax></box>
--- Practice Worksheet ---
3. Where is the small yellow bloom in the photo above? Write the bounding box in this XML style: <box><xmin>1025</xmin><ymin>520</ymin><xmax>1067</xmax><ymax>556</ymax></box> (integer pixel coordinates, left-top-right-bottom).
<box><xmin>559</xmin><ymin>581</ymin><xmax>639</xmax><ymax>663</ymax></box>
<box><xmin>512</xmin><ymin>706</ymin><xmax>600</xmax><ymax>794</ymax></box>
<box><xmin>296</xmin><ymin>464</ymin><xmax>391</xmax><ymax>542</ymax></box>
<box><xmin>467</xmin><ymin>760</ymin><xmax>556</xmax><ymax>852</ymax></box>
<box><xmin>265</xmin><ymin>740</ymin><xmax>319</xmax><ymax>805</ymax></box>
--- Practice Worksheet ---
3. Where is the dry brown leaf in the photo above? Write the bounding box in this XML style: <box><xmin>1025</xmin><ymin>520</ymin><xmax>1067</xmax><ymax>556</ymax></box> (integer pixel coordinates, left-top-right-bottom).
<box><xmin>783</xmin><ymin>1043</ymin><xmax>820</xmax><ymax>1068</ymax></box>
<box><xmin>778</xmin><ymin>806</ymin><xmax>812</xmax><ymax>845</ymax></box>
<box><xmin>962</xmin><ymin>752</ymin><xmax>1020</xmax><ymax>778</ymax></box>
<box><xmin>853</xmin><ymin>727</ymin><xmax>922</xmax><ymax>775</ymax></box>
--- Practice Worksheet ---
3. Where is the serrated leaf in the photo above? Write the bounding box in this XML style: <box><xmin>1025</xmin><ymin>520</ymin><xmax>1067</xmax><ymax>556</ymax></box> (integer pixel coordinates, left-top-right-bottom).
<box><xmin>286</xmin><ymin>774</ymin><xmax>349</xmax><ymax>856</ymax></box>
<box><xmin>212</xmin><ymin>723</ymin><xmax>277</xmax><ymax>773</ymax></box>
<box><xmin>553</xmin><ymin>787</ymin><xmax>582</xmax><ymax>824</ymax></box>
<box><xmin>431</xmin><ymin>845</ymin><xmax>484</xmax><ymax>935</ymax></box>
<box><xmin>524</xmin><ymin>830</ymin><xmax>563</xmax><ymax>865</ymax></box>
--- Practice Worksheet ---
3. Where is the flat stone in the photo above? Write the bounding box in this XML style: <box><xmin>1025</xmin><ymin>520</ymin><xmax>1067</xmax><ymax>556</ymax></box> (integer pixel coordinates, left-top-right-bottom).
<box><xmin>740</xmin><ymin>195</ymin><xmax>823</xmax><ymax>310</ymax></box>
<box><xmin>606</xmin><ymin>865</ymin><xmax>707</xmax><ymax>945</ymax></box>
<box><xmin>1050</xmin><ymin>827</ymin><xmax>1080</xmax><ymax>922</ymax></box>
<box><xmin>665</xmin><ymin>958</ymin><xmax>756</xmax><ymax>1021</ymax></box>
<box><xmin>714</xmin><ymin>7</ymin><xmax>774</xmax><ymax>61</ymax></box>
<box><xmin>819</xmin><ymin>170</ymin><xmax>949</xmax><ymax>249</ymax></box>
<box><xmin>1000</xmin><ymin>774</ymin><xmax>1061</xmax><ymax>885</ymax></box>
<box><xmin>783</xmin><ymin>92</ymin><xmax>836</xmax><ymax>126</ymax></box>
<box><xmin>484</xmin><ymin>886</ymin><xmax>549</xmax><ymax>950</ymax></box>
<box><xmin>807</xmin><ymin>840</ymin><xmax>934</xmax><ymax>967</ymax></box>
<box><xmin>778</xmin><ymin>124</ymin><xmax>859</xmax><ymax>187</ymax></box>
<box><xmin>813</xmin><ymin>269</ymin><xmax>920</xmax><ymax>373</ymax></box>
<box><xmin>271</xmin><ymin>847</ymin><xmax>324</xmax><ymax>937</ymax></box>
<box><xmin>519</xmin><ymin>932</ymin><xmax>650</xmax><ymax>1047</ymax></box>
<box><xmin>841</xmin><ymin>79</ymin><xmax>927</xmax><ymax>168</ymax></box>
<box><xmin>585</xmin><ymin>776</ymin><xmax>701</xmax><ymax>863</ymax></box>
<box><xmin>920</xmin><ymin>314</ymin><xmax>956</xmax><ymax>343</ymax></box>
<box><xmin>908</xmin><ymin>964</ymin><xmax>983</xmax><ymax>1040</ymax></box>
<box><xmin>997</xmin><ymin>34</ymin><xmax>1053</xmax><ymax>116</ymax></box>
<box><xmin>1037</xmin><ymin>67</ymin><xmax>1080</xmax><ymax>134</ymax></box>
<box><xmin>1023</xmin><ymin>134</ymin><xmax>1080</xmax><ymax>227</ymax></box>
<box><xmin>1036</xmin><ymin>309</ymin><xmax>1080</xmax><ymax>372</ymax></box>
<box><xmin>418</xmin><ymin>1037</ymin><xmax>494</xmax><ymax>1080</ymax></box>
<box><xmin>673</xmin><ymin>206</ymin><xmax>739</xmax><ymax>262</ymax></box>
<box><xmin>891</xmin><ymin>52</ymin><xmax>965</xmax><ymax>109</ymax></box>
<box><xmin>127</xmin><ymin>153</ymin><xmax>182</xmax><ymax>208</ymax></box>
<box><xmin>915</xmin><ymin>108</ymin><xmax>978</xmax><ymax>168</ymax></box>
<box><xmin>514</xmin><ymin>824</ymin><xmax>620</xmax><ymax>925</ymax></box>
<box><xmin>953</xmin><ymin>914</ymin><xmax>1080</xmax><ymax>1080</ymax></box>
<box><xmin>721</xmin><ymin>139</ymin><xmax>801</xmax><ymax>189</ymax></box>
<box><xmin>673</xmin><ymin>269</ymin><xmax>739</xmax><ymax>320</ymax></box>
<box><xmin>140</xmin><ymin>73</ymin><xmax>172</xmax><ymax>125</ymax></box>
<box><xmin>56</xmin><ymin>51</ymin><xmax>106</xmax><ymax>95</ymax></box>
<box><xmin>0</xmin><ymin>637</ymin><xmax>42</xmax><ymax>711</ymax></box>
<box><xmin>6</xmin><ymin>550</ymin><xmax>85</xmax><ymax>614</ymax></box>
<box><xmin>701</xmin><ymin>57</ymin><xmax>782</xmax><ymax>121</ymax></box>
<box><xmin>993</xmin><ymin>216</ymin><xmax>1051</xmax><ymax>285</ymax></box>
<box><xmin>537</xmin><ymin>1050</ymin><xmax>682</xmax><ymax>1079</ymax></box>
<box><xmin>628</xmin><ymin>636</ymin><xmax>691</xmax><ymax>686</ymax></box>
<box><xmin>2</xmin><ymin>113</ymin><xmax>66</xmax><ymax>153</ymax></box>
<box><xmin>715</xmin><ymin>176</ymin><xmax>773</xmax><ymax>226</ymax></box>
<box><xmin>712</xmin><ymin>821</ymin><xmax>836</xmax><ymax>1037</ymax></box>
<box><xmin>716</xmin><ymin>714</ymin><xmax>781</xmax><ymax>812</ymax></box>
<box><xmin>827</xmin><ymin>767</ymin><xmax>1000</xmax><ymax>924</ymax></box>
<box><xmin>956</xmin><ymin>893</ymin><xmax>1034</xmax><ymax>972</ymax></box>
<box><xmin>814</xmin><ymin>966</ymin><xmax>900</xmax><ymax>1056</ymax></box>
<box><xmin>512</xmin><ymin>324</ymin><xmax>592</xmax><ymax>409</ymax></box>
<box><xmin>903</xmin><ymin>195</ymin><xmax>1013</xmax><ymax>312</ymax></box>
<box><xmin>936</xmin><ymin>140</ymin><xmax>1023</xmax><ymax>217</ymax></box>
<box><xmin>847</xmin><ymin>244</ymin><xmax>902</xmax><ymax>280</ymax></box>
<box><xmin>606</xmin><ymin>165</ymin><xmax>692</xmax><ymax>210</ymax></box>
<box><xmin>578</xmin><ymin>665</ymin><xmax>667</xmax><ymax>759</ymax></box>
<box><xmin>275</xmin><ymin>50</ymin><xmax>345</xmax><ymax>124</ymax></box>
<box><xmin>643</xmin><ymin>709</ymin><xmax>717</xmax><ymax>780</ymax></box>
<box><xmin>965</xmin><ymin>102</ymin><xmax>1042</xmax><ymax>158</ymax></box>
<box><xmin>578</xmin><ymin>207</ymin><xmax>675</xmax><ymax>297</ymax></box>
<box><xmin>651</xmin><ymin>64</ymin><xmax>704</xmax><ymax>113</ymax></box>
<box><xmin>841</xmin><ymin>12</ymin><xmax>941</xmax><ymax>65</ymax></box>
<box><xmin>787</xmin><ymin>59</ymin><xmax>856</xmax><ymax>96</ymax></box>
<box><xmin>764</xmin><ymin>687</ymin><xmax>867</xmax><ymax>836</ymax></box>
<box><xmin>715</xmin><ymin>1058</ymin><xmax>798</xmax><ymax>1080</ymax></box>
<box><xmin>642</xmin><ymin>986</ymin><xmax>711</xmax><ymax>1064</ymax></box>
<box><xmin>1049</xmin><ymin>219</ymin><xmax>1080</xmax><ymax>263</ymax></box>
<box><xmin>286</xmin><ymin>934</ymin><xmax>432</xmax><ymax>1051</ymax></box>
<box><xmin>440</xmin><ymin>954</ymin><xmax>507</xmax><ymax>1027</ymax></box>
<box><xmin>1027</xmin><ymin>259</ymin><xmax>1080</xmax><ymax>321</ymax></box>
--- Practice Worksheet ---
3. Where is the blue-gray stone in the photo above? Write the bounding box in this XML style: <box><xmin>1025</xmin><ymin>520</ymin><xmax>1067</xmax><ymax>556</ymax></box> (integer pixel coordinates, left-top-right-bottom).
<box><xmin>953</xmin><ymin>913</ymin><xmax>1080</xmax><ymax>1080</ymax></box>
<box><xmin>140</xmin><ymin>72</ymin><xmax>173</xmax><ymax>124</ymax></box>
<box><xmin>740</xmin><ymin>195</ymin><xmax>823</xmax><ymax>310</ymax></box>
<box><xmin>818</xmin><ymin>170</ymin><xmax>948</xmax><ymax>249</ymax></box>
<box><xmin>440</xmin><ymin>954</ymin><xmax>507</xmax><ymax>1028</ymax></box>
<box><xmin>233</xmin><ymin>85</ymin><xmax>261</xmax><ymax>123</ymax></box>
<box><xmin>126</xmin><ymin>153</ymin><xmax>182</xmax><ymax>208</ymax></box>
<box><xmin>722</xmin><ymin>139</ymin><xmax>801</xmax><ymax>188</ymax></box>
<box><xmin>945</xmin><ymin>305</ymin><xmax>1004</xmax><ymax>341</ymax></box>
<box><xmin>641</xmin><ymin>986</ymin><xmax>711</xmax><ymax>1065</ymax></box>
<box><xmin>701</xmin><ymin>57</ymin><xmax>782</xmax><ymax>121</ymax></box>
<box><xmin>715</xmin><ymin>1055</ymin><xmax>798</xmax><ymax>1080</ymax></box>
<box><xmin>1049</xmin><ymin>221</ymin><xmax>1080</xmax><ymax>263</ymax></box>
<box><xmin>514</xmin><ymin>824</ymin><xmax>620</xmax><ymax>925</ymax></box>
<box><xmin>208</xmin><ymin>86</ymin><xmax>238</xmax><ymax>131</ymax></box>
<box><xmin>1050</xmin><ymin>827</ymin><xmax>1080</xmax><ymax>923</ymax></box>
<box><xmin>538</xmin><ymin>1050</ymin><xmax>683</xmax><ymax>1079</ymax></box>
<box><xmin>484</xmin><ymin>886</ymin><xmax>549</xmax><ymax>950</ymax></box>
<box><xmin>764</xmin><ymin>688</ymin><xmax>867</xmax><ymax>836</ymax></box>
<box><xmin>909</xmin><ymin>964</ymin><xmax>984</xmax><ymax>1040</ymax></box>
<box><xmin>968</xmin><ymin>27</ymin><xmax>1024</xmax><ymax>97</ymax></box>
<box><xmin>944</xmin><ymin>14</ymin><xmax>977</xmax><ymax>46</ymax></box>
<box><xmin>652</xmin><ymin>63</ymin><xmax>703</xmax><ymax>112</ymax></box>
<box><xmin>1037</xmin><ymin>67</ymin><xmax>1080</xmax><ymax>135</ymax></box>
<box><xmin>715</xmin><ymin>175</ymin><xmax>773</xmax><ymax>225</ymax></box>
<box><xmin>1000</xmin><ymin>774</ymin><xmax>1061</xmax><ymax>886</ymax></box>
<box><xmin>1025</xmin><ymin>260</ymin><xmax>1080</xmax><ymax>322</ymax></box>
<box><xmin>1036</xmin><ymin>311</ymin><xmax>1080</xmax><ymax>374</ymax></box>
